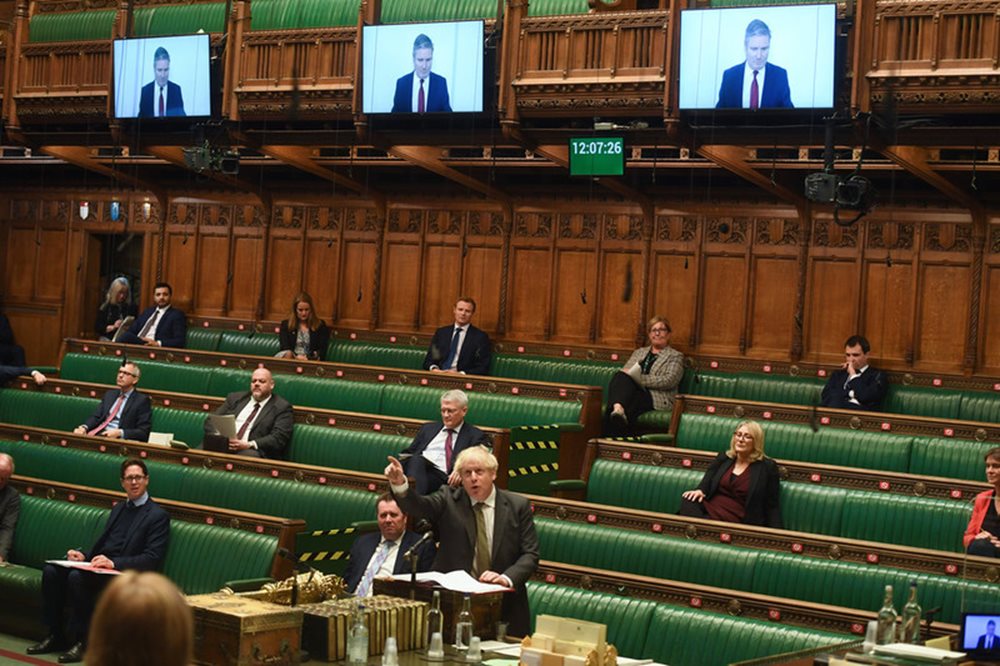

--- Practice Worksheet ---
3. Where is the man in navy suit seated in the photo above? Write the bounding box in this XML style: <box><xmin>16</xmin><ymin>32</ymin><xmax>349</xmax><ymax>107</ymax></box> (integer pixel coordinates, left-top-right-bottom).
<box><xmin>343</xmin><ymin>493</ymin><xmax>436</xmax><ymax>596</ymax></box>
<box><xmin>392</xmin><ymin>34</ymin><xmax>452</xmax><ymax>113</ymax></box>
<box><xmin>716</xmin><ymin>19</ymin><xmax>793</xmax><ymax>109</ymax></box>
<box><xmin>117</xmin><ymin>282</ymin><xmax>187</xmax><ymax>348</ymax></box>
<box><xmin>423</xmin><ymin>297</ymin><xmax>492</xmax><ymax>375</ymax></box>
<box><xmin>400</xmin><ymin>390</ymin><xmax>491</xmax><ymax>495</ymax></box>
<box><xmin>27</xmin><ymin>458</ymin><xmax>170</xmax><ymax>663</ymax></box>
<box><xmin>138</xmin><ymin>47</ymin><xmax>186</xmax><ymax>118</ymax></box>
<box><xmin>820</xmin><ymin>335</ymin><xmax>888</xmax><ymax>411</ymax></box>
<box><xmin>72</xmin><ymin>361</ymin><xmax>152</xmax><ymax>442</ymax></box>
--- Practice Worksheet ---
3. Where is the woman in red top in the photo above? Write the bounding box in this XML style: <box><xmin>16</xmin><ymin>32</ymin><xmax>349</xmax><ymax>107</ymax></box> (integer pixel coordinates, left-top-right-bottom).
<box><xmin>964</xmin><ymin>447</ymin><xmax>1000</xmax><ymax>558</ymax></box>
<box><xmin>678</xmin><ymin>420</ymin><xmax>783</xmax><ymax>528</ymax></box>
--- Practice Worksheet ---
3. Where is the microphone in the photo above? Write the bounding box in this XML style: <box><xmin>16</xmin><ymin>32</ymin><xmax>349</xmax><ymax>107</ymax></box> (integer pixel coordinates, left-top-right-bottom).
<box><xmin>403</xmin><ymin>520</ymin><xmax>434</xmax><ymax>560</ymax></box>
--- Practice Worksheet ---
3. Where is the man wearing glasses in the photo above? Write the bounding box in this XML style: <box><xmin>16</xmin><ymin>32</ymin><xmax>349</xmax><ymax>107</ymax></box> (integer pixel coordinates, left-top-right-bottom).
<box><xmin>72</xmin><ymin>362</ymin><xmax>152</xmax><ymax>441</ymax></box>
<box><xmin>28</xmin><ymin>458</ymin><xmax>170</xmax><ymax>663</ymax></box>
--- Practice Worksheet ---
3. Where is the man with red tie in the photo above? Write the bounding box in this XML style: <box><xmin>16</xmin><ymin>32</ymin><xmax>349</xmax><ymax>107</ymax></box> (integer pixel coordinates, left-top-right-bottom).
<box><xmin>203</xmin><ymin>367</ymin><xmax>294</xmax><ymax>459</ymax></box>
<box><xmin>400</xmin><ymin>390</ymin><xmax>490</xmax><ymax>495</ymax></box>
<box><xmin>137</xmin><ymin>47</ymin><xmax>186</xmax><ymax>118</ymax></box>
<box><xmin>716</xmin><ymin>19</ymin><xmax>793</xmax><ymax>109</ymax></box>
<box><xmin>391</xmin><ymin>34</ymin><xmax>452</xmax><ymax>113</ymax></box>
<box><xmin>72</xmin><ymin>362</ymin><xmax>152</xmax><ymax>441</ymax></box>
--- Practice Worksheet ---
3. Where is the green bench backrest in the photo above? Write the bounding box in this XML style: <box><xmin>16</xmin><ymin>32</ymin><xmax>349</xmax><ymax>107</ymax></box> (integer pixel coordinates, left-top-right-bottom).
<box><xmin>957</xmin><ymin>392</ymin><xmax>1000</xmax><ymax>423</ymax></box>
<box><xmin>678</xmin><ymin>370</ymin><xmax>739</xmax><ymax>398</ymax></box>
<box><xmin>28</xmin><ymin>9</ymin><xmax>116</xmax><ymax>42</ymax></box>
<box><xmin>218</xmin><ymin>331</ymin><xmax>282</xmax><ymax>357</ymax></box>
<box><xmin>380</xmin><ymin>0</ymin><xmax>497</xmax><ymax>23</ymax></box>
<box><xmin>0</xmin><ymin>390</ymin><xmax>97</xmax><ymax>431</ymax></box>
<box><xmin>152</xmin><ymin>407</ymin><xmax>211</xmax><ymax>449</ymax></box>
<box><xmin>11</xmin><ymin>497</ymin><xmax>107</xmax><ymax>569</ymax></box>
<box><xmin>908</xmin><ymin>437</ymin><xmax>996</xmax><ymax>482</ymax></box>
<box><xmin>289</xmin><ymin>424</ymin><xmax>410</xmax><ymax>474</ymax></box>
<box><xmin>250</xmin><ymin>0</ymin><xmax>359</xmax><ymax>30</ymax></box>
<box><xmin>839</xmin><ymin>491</ymin><xmax>969</xmax><ymax>552</ymax></box>
<box><xmin>165</xmin><ymin>521</ymin><xmax>277</xmax><ymax>594</ymax></box>
<box><xmin>586</xmin><ymin>461</ymin><xmax>697</xmax><ymax>514</ymax></box>
<box><xmin>527</xmin><ymin>0</ymin><xmax>591</xmax><ymax>16</ymax></box>
<box><xmin>734</xmin><ymin>373</ymin><xmax>824</xmax><ymax>406</ymax></box>
<box><xmin>132</xmin><ymin>3</ymin><xmax>226</xmax><ymax>36</ymax></box>
<box><xmin>279</xmin><ymin>376</ymin><xmax>384</xmax><ymax>413</ymax></box>
<box><xmin>779</xmin><ymin>483</ymin><xmax>847</xmax><ymax>537</ymax></box>
<box><xmin>186</xmin><ymin>329</ymin><xmax>223</xmax><ymax>351</ymax></box>
<box><xmin>884</xmin><ymin>385</ymin><xmax>963</xmax><ymax>420</ymax></box>
<box><xmin>60</xmin><ymin>354</ymin><xmax>123</xmax><ymax>384</ymax></box>
<box><xmin>491</xmin><ymin>356</ymin><xmax>618</xmax><ymax>394</ymax></box>
<box><xmin>0</xmin><ymin>440</ymin><xmax>116</xmax><ymax>489</ymax></box>
<box><xmin>326</xmin><ymin>342</ymin><xmax>426</xmax><ymax>371</ymax></box>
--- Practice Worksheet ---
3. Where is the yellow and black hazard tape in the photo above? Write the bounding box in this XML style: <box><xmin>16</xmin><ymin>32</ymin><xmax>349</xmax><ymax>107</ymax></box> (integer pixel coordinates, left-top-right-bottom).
<box><xmin>515</xmin><ymin>425</ymin><xmax>558</xmax><ymax>432</ymax></box>
<box><xmin>306</xmin><ymin>527</ymin><xmax>357</xmax><ymax>537</ymax></box>
<box><xmin>510</xmin><ymin>440</ymin><xmax>558</xmax><ymax>450</ymax></box>
<box><xmin>297</xmin><ymin>550</ymin><xmax>349</xmax><ymax>563</ymax></box>
<box><xmin>508</xmin><ymin>462</ymin><xmax>559</xmax><ymax>478</ymax></box>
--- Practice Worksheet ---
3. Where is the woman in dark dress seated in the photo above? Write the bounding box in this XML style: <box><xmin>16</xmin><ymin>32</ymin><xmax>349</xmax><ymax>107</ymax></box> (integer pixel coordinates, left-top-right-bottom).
<box><xmin>678</xmin><ymin>420</ymin><xmax>783</xmax><ymax>528</ymax></box>
<box><xmin>276</xmin><ymin>292</ymin><xmax>330</xmax><ymax>361</ymax></box>
<box><xmin>95</xmin><ymin>277</ymin><xmax>138</xmax><ymax>340</ymax></box>
<box><xmin>964</xmin><ymin>446</ymin><xmax>1000</xmax><ymax>558</ymax></box>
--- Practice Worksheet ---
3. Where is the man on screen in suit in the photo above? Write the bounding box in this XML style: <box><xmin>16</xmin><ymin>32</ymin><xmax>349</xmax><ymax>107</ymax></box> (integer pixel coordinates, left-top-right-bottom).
<box><xmin>72</xmin><ymin>362</ymin><xmax>152</xmax><ymax>442</ymax></box>
<box><xmin>118</xmin><ymin>282</ymin><xmax>187</xmax><ymax>348</ymax></box>
<box><xmin>203</xmin><ymin>367</ymin><xmax>294</xmax><ymax>459</ymax></box>
<box><xmin>27</xmin><ymin>458</ymin><xmax>170</xmax><ymax>663</ymax></box>
<box><xmin>716</xmin><ymin>19</ymin><xmax>793</xmax><ymax>109</ymax></box>
<box><xmin>977</xmin><ymin>620</ymin><xmax>1000</xmax><ymax>654</ymax></box>
<box><xmin>343</xmin><ymin>493</ymin><xmax>436</xmax><ymax>596</ymax></box>
<box><xmin>820</xmin><ymin>335</ymin><xmax>888</xmax><ymax>411</ymax></box>
<box><xmin>400</xmin><ymin>389</ymin><xmax>491</xmax><ymax>495</ymax></box>
<box><xmin>386</xmin><ymin>446</ymin><xmax>539</xmax><ymax>638</ymax></box>
<box><xmin>422</xmin><ymin>297</ymin><xmax>492</xmax><ymax>375</ymax></box>
<box><xmin>138</xmin><ymin>47</ymin><xmax>186</xmax><ymax>118</ymax></box>
<box><xmin>391</xmin><ymin>34</ymin><xmax>452</xmax><ymax>113</ymax></box>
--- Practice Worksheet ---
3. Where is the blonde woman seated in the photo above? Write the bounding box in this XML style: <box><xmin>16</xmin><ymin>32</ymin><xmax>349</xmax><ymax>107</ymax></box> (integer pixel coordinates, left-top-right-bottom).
<box><xmin>85</xmin><ymin>571</ymin><xmax>192</xmax><ymax>666</ymax></box>
<box><xmin>277</xmin><ymin>292</ymin><xmax>330</xmax><ymax>361</ymax></box>
<box><xmin>95</xmin><ymin>277</ymin><xmax>137</xmax><ymax>341</ymax></box>
<box><xmin>679</xmin><ymin>420</ymin><xmax>783</xmax><ymax>528</ymax></box>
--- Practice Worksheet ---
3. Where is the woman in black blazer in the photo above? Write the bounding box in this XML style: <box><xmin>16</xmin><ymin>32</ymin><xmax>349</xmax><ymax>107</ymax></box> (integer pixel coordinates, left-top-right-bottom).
<box><xmin>276</xmin><ymin>292</ymin><xmax>330</xmax><ymax>361</ymax></box>
<box><xmin>678</xmin><ymin>419</ymin><xmax>783</xmax><ymax>528</ymax></box>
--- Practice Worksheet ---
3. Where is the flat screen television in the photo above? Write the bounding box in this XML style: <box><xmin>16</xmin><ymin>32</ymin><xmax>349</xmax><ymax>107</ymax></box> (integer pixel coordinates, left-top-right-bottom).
<box><xmin>678</xmin><ymin>4</ymin><xmax>837</xmax><ymax>111</ymax></box>
<box><xmin>362</xmin><ymin>20</ymin><xmax>485</xmax><ymax>114</ymax></box>
<box><xmin>113</xmin><ymin>34</ymin><xmax>213</xmax><ymax>119</ymax></box>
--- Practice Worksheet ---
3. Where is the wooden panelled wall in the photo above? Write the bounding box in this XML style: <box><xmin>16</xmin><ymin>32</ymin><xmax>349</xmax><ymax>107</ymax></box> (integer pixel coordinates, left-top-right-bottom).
<box><xmin>3</xmin><ymin>194</ymin><xmax>1000</xmax><ymax>376</ymax></box>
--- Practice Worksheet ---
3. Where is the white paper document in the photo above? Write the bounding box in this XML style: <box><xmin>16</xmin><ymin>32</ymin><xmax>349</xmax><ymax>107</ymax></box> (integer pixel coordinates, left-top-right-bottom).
<box><xmin>390</xmin><ymin>569</ymin><xmax>510</xmax><ymax>594</ymax></box>
<box><xmin>206</xmin><ymin>414</ymin><xmax>237</xmax><ymax>438</ymax></box>
<box><xmin>45</xmin><ymin>559</ymin><xmax>122</xmax><ymax>576</ymax></box>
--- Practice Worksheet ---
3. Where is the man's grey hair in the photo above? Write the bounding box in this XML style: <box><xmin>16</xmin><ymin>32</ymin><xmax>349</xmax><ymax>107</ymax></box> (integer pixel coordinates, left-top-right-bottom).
<box><xmin>441</xmin><ymin>389</ymin><xmax>469</xmax><ymax>409</ymax></box>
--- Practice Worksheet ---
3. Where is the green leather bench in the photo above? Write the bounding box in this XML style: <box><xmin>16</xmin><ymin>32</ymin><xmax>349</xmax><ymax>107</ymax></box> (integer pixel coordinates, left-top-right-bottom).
<box><xmin>28</xmin><ymin>9</ymin><xmax>116</xmax><ymax>42</ymax></box>
<box><xmin>0</xmin><ymin>439</ymin><xmax>376</xmax><ymax>530</ymax></box>
<box><xmin>0</xmin><ymin>390</ymin><xmax>97</xmax><ymax>431</ymax></box>
<box><xmin>581</xmin><ymin>459</ymin><xmax>971</xmax><ymax>551</ymax></box>
<box><xmin>217</xmin><ymin>331</ymin><xmax>282</xmax><ymax>357</ymax></box>
<box><xmin>526</xmin><ymin>583</ymin><xmax>845</xmax><ymax>666</ymax></box>
<box><xmin>250</xmin><ymin>0</ymin><xmax>359</xmax><ymax>30</ymax></box>
<box><xmin>132</xmin><ymin>2</ymin><xmax>226</xmax><ymax>36</ymax></box>
<box><xmin>326</xmin><ymin>340</ymin><xmax>426</xmax><ymax>370</ymax></box>
<box><xmin>0</xmin><ymin>494</ymin><xmax>278</xmax><ymax>636</ymax></box>
<box><xmin>186</xmin><ymin>328</ymin><xmax>223</xmax><ymax>351</ymax></box>
<box><xmin>290</xmin><ymin>425</ymin><xmax>409</xmax><ymax>474</ymax></box>
<box><xmin>533</xmin><ymin>517</ymin><xmax>983</xmax><ymax>625</ymax></box>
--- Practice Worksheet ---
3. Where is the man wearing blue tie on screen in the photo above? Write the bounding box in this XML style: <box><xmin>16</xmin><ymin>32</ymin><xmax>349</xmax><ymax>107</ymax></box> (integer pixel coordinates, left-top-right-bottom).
<box><xmin>716</xmin><ymin>19</ymin><xmax>793</xmax><ymax>109</ymax></box>
<box><xmin>392</xmin><ymin>34</ymin><xmax>452</xmax><ymax>113</ymax></box>
<box><xmin>138</xmin><ymin>47</ymin><xmax>186</xmax><ymax>118</ymax></box>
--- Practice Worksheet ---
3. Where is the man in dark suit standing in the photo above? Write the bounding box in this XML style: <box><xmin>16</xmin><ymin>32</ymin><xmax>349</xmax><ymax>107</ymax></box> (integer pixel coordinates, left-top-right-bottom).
<box><xmin>386</xmin><ymin>446</ymin><xmax>539</xmax><ymax>638</ymax></box>
<box><xmin>118</xmin><ymin>282</ymin><xmax>187</xmax><ymax>348</ymax></box>
<box><xmin>977</xmin><ymin>620</ymin><xmax>1000</xmax><ymax>653</ymax></box>
<box><xmin>392</xmin><ymin>34</ymin><xmax>452</xmax><ymax>113</ymax></box>
<box><xmin>0</xmin><ymin>365</ymin><xmax>46</xmax><ymax>386</ymax></box>
<box><xmin>72</xmin><ymin>362</ymin><xmax>152</xmax><ymax>442</ymax></box>
<box><xmin>423</xmin><ymin>297</ymin><xmax>492</xmax><ymax>375</ymax></box>
<box><xmin>401</xmin><ymin>389</ymin><xmax>491</xmax><ymax>495</ymax></box>
<box><xmin>137</xmin><ymin>47</ymin><xmax>186</xmax><ymax>118</ymax></box>
<box><xmin>820</xmin><ymin>335</ymin><xmax>888</xmax><ymax>411</ymax></box>
<box><xmin>203</xmin><ymin>367</ymin><xmax>294</xmax><ymax>459</ymax></box>
<box><xmin>27</xmin><ymin>459</ymin><xmax>170</xmax><ymax>663</ymax></box>
<box><xmin>716</xmin><ymin>19</ymin><xmax>793</xmax><ymax>109</ymax></box>
<box><xmin>343</xmin><ymin>493</ymin><xmax>436</xmax><ymax>596</ymax></box>
<box><xmin>0</xmin><ymin>454</ymin><xmax>19</xmax><ymax>565</ymax></box>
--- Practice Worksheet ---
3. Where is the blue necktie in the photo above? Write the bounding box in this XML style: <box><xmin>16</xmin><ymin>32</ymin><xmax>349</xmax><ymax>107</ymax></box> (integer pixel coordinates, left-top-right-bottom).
<box><xmin>441</xmin><ymin>327</ymin><xmax>462</xmax><ymax>370</ymax></box>
<box><xmin>357</xmin><ymin>541</ymin><xmax>392</xmax><ymax>597</ymax></box>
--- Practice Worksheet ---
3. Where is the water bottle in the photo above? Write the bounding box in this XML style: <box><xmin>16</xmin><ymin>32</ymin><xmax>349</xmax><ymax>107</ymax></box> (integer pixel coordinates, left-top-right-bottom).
<box><xmin>426</xmin><ymin>590</ymin><xmax>443</xmax><ymax>647</ymax></box>
<box><xmin>348</xmin><ymin>600</ymin><xmax>369</xmax><ymax>665</ymax></box>
<box><xmin>876</xmin><ymin>584</ymin><xmax>897</xmax><ymax>645</ymax></box>
<box><xmin>453</xmin><ymin>594</ymin><xmax>473</xmax><ymax>650</ymax></box>
<box><xmin>901</xmin><ymin>580</ymin><xmax>922</xmax><ymax>644</ymax></box>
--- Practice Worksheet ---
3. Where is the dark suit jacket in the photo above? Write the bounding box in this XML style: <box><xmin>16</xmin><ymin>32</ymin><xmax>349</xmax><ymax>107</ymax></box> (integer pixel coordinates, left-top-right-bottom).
<box><xmin>976</xmin><ymin>634</ymin><xmax>1000</xmax><ymax>652</ymax></box>
<box><xmin>820</xmin><ymin>366</ymin><xmax>888</xmax><ymax>411</ymax></box>
<box><xmin>0</xmin><ymin>365</ymin><xmax>35</xmax><ymax>386</ymax></box>
<box><xmin>342</xmin><ymin>530</ymin><xmax>436</xmax><ymax>593</ymax></box>
<box><xmin>119</xmin><ymin>306</ymin><xmax>187</xmax><ymax>348</ymax></box>
<box><xmin>82</xmin><ymin>389</ymin><xmax>153</xmax><ymax>442</ymax></box>
<box><xmin>138</xmin><ymin>80</ymin><xmax>186</xmax><ymax>118</ymax></box>
<box><xmin>392</xmin><ymin>72</ymin><xmax>451</xmax><ymax>113</ymax></box>
<box><xmin>422</xmin><ymin>324</ymin><xmax>492</xmax><ymax>375</ymax></box>
<box><xmin>716</xmin><ymin>62</ymin><xmax>793</xmax><ymax>109</ymax></box>
<box><xmin>394</xmin><ymin>485</ymin><xmax>539</xmax><ymax>637</ymax></box>
<box><xmin>697</xmin><ymin>452</ymin><xmax>783</xmax><ymax>528</ymax></box>
<box><xmin>95</xmin><ymin>302</ymin><xmax>138</xmax><ymax>338</ymax></box>
<box><xmin>86</xmin><ymin>496</ymin><xmax>170</xmax><ymax>571</ymax></box>
<box><xmin>278</xmin><ymin>320</ymin><xmax>330</xmax><ymax>361</ymax></box>
<box><xmin>0</xmin><ymin>485</ymin><xmax>20</xmax><ymax>561</ymax></box>
<box><xmin>205</xmin><ymin>391</ymin><xmax>294</xmax><ymax>459</ymax></box>
<box><xmin>0</xmin><ymin>314</ymin><xmax>25</xmax><ymax>367</ymax></box>
<box><xmin>402</xmin><ymin>421</ymin><xmax>491</xmax><ymax>474</ymax></box>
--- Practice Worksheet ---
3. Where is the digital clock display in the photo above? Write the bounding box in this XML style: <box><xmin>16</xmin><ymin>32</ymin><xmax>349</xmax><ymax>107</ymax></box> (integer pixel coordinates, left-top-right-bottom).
<box><xmin>569</xmin><ymin>137</ymin><xmax>625</xmax><ymax>176</ymax></box>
